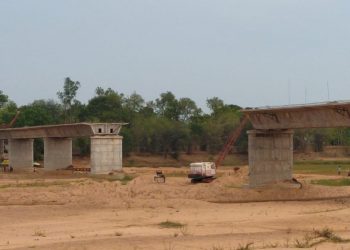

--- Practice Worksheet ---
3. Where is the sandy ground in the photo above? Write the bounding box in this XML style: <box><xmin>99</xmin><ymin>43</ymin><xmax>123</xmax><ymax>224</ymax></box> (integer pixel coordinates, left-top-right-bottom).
<box><xmin>1</xmin><ymin>166</ymin><xmax>350</xmax><ymax>249</ymax></box>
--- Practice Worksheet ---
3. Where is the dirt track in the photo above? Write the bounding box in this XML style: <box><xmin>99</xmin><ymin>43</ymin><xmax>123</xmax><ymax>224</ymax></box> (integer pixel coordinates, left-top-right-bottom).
<box><xmin>1</xmin><ymin>167</ymin><xmax>350</xmax><ymax>249</ymax></box>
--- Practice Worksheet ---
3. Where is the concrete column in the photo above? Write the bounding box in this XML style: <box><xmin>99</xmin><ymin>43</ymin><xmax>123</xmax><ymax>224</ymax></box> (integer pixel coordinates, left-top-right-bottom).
<box><xmin>248</xmin><ymin>130</ymin><xmax>294</xmax><ymax>187</ymax></box>
<box><xmin>9</xmin><ymin>138</ymin><xmax>34</xmax><ymax>169</ymax></box>
<box><xmin>44</xmin><ymin>138</ymin><xmax>72</xmax><ymax>170</ymax></box>
<box><xmin>90</xmin><ymin>135</ymin><xmax>123</xmax><ymax>174</ymax></box>
<box><xmin>0</xmin><ymin>139</ymin><xmax>4</xmax><ymax>160</ymax></box>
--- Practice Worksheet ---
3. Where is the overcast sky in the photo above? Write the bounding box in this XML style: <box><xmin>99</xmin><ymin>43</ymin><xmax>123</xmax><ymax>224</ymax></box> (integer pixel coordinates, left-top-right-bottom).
<box><xmin>1</xmin><ymin>0</ymin><xmax>350</xmax><ymax>110</ymax></box>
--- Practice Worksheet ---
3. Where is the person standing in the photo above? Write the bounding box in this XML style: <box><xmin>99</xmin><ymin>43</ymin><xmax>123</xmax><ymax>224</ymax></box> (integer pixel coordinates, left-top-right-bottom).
<box><xmin>337</xmin><ymin>165</ymin><xmax>341</xmax><ymax>175</ymax></box>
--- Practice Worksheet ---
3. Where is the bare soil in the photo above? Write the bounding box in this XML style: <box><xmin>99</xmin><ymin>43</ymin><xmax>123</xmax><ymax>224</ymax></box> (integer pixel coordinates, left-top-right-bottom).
<box><xmin>1</xmin><ymin>164</ymin><xmax>350</xmax><ymax>249</ymax></box>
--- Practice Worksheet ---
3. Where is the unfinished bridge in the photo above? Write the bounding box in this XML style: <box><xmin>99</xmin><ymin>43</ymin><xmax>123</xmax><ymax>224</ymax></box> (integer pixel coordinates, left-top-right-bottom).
<box><xmin>243</xmin><ymin>101</ymin><xmax>350</xmax><ymax>187</ymax></box>
<box><xmin>1</xmin><ymin>101</ymin><xmax>349</xmax><ymax>184</ymax></box>
<box><xmin>0</xmin><ymin>123</ymin><xmax>126</xmax><ymax>174</ymax></box>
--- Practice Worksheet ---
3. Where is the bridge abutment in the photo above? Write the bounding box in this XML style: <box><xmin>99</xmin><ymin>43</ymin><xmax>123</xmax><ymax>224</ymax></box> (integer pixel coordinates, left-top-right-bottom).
<box><xmin>248</xmin><ymin>130</ymin><xmax>294</xmax><ymax>187</ymax></box>
<box><xmin>90</xmin><ymin>135</ymin><xmax>123</xmax><ymax>174</ymax></box>
<box><xmin>9</xmin><ymin>139</ymin><xmax>34</xmax><ymax>169</ymax></box>
<box><xmin>44</xmin><ymin>138</ymin><xmax>72</xmax><ymax>170</ymax></box>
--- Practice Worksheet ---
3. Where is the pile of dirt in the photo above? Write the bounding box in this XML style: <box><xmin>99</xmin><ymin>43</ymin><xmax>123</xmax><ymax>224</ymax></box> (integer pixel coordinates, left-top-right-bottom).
<box><xmin>2</xmin><ymin>167</ymin><xmax>350</xmax><ymax>209</ymax></box>
<box><xmin>124</xmin><ymin>173</ymin><xmax>350</xmax><ymax>205</ymax></box>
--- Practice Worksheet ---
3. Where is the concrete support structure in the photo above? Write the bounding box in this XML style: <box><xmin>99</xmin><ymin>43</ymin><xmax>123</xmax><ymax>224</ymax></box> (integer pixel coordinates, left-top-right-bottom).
<box><xmin>248</xmin><ymin>130</ymin><xmax>294</xmax><ymax>187</ymax></box>
<box><xmin>0</xmin><ymin>139</ymin><xmax>4</xmax><ymax>159</ymax></box>
<box><xmin>44</xmin><ymin>138</ymin><xmax>72</xmax><ymax>170</ymax></box>
<box><xmin>0</xmin><ymin>123</ymin><xmax>125</xmax><ymax>173</ymax></box>
<box><xmin>9</xmin><ymin>139</ymin><xmax>34</xmax><ymax>169</ymax></box>
<box><xmin>243</xmin><ymin>101</ymin><xmax>350</xmax><ymax>130</ymax></box>
<box><xmin>90</xmin><ymin>135</ymin><xmax>123</xmax><ymax>174</ymax></box>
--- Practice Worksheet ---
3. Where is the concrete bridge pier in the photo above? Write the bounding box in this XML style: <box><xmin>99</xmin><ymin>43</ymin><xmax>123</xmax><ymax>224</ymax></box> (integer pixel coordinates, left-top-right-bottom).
<box><xmin>248</xmin><ymin>130</ymin><xmax>294</xmax><ymax>187</ymax></box>
<box><xmin>90</xmin><ymin>135</ymin><xmax>123</xmax><ymax>174</ymax></box>
<box><xmin>44</xmin><ymin>138</ymin><xmax>72</xmax><ymax>170</ymax></box>
<box><xmin>0</xmin><ymin>139</ymin><xmax>4</xmax><ymax>159</ymax></box>
<box><xmin>9</xmin><ymin>139</ymin><xmax>34</xmax><ymax>169</ymax></box>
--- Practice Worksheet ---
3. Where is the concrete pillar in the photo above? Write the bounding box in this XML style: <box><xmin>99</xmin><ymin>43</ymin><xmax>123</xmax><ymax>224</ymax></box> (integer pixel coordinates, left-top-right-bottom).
<box><xmin>0</xmin><ymin>139</ymin><xmax>4</xmax><ymax>160</ymax></box>
<box><xmin>44</xmin><ymin>138</ymin><xmax>72</xmax><ymax>170</ymax></box>
<box><xmin>9</xmin><ymin>139</ymin><xmax>34</xmax><ymax>169</ymax></box>
<box><xmin>248</xmin><ymin>130</ymin><xmax>294</xmax><ymax>187</ymax></box>
<box><xmin>90</xmin><ymin>135</ymin><xmax>123</xmax><ymax>174</ymax></box>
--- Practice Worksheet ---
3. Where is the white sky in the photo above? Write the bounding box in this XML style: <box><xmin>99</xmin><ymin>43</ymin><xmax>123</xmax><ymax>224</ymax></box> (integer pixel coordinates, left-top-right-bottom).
<box><xmin>1</xmin><ymin>0</ymin><xmax>350</xmax><ymax>110</ymax></box>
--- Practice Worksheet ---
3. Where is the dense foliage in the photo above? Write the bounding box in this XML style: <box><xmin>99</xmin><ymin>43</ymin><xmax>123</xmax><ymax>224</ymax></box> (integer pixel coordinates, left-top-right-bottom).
<box><xmin>1</xmin><ymin>79</ymin><xmax>349</xmax><ymax>159</ymax></box>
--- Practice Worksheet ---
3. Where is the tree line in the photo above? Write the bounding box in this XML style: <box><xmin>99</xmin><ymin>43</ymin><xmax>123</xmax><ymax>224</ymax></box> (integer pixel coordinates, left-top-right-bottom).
<box><xmin>1</xmin><ymin>78</ymin><xmax>350</xmax><ymax>160</ymax></box>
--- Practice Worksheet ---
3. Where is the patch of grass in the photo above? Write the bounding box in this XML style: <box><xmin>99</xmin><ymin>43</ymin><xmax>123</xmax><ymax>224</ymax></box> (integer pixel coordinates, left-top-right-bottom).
<box><xmin>225</xmin><ymin>184</ymin><xmax>242</xmax><ymax>189</ymax></box>
<box><xmin>120</xmin><ymin>175</ymin><xmax>134</xmax><ymax>185</ymax></box>
<box><xmin>165</xmin><ymin>171</ymin><xmax>188</xmax><ymax>177</ymax></box>
<box><xmin>314</xmin><ymin>227</ymin><xmax>335</xmax><ymax>239</ymax></box>
<box><xmin>293</xmin><ymin>238</ymin><xmax>310</xmax><ymax>248</ymax></box>
<box><xmin>293</xmin><ymin>227</ymin><xmax>350</xmax><ymax>248</ymax></box>
<box><xmin>159</xmin><ymin>220</ymin><xmax>185</xmax><ymax>229</ymax></box>
<box><xmin>127</xmin><ymin>159</ymin><xmax>135</xmax><ymax>166</ymax></box>
<box><xmin>311</xmin><ymin>178</ymin><xmax>350</xmax><ymax>186</ymax></box>
<box><xmin>313</xmin><ymin>227</ymin><xmax>350</xmax><ymax>243</ymax></box>
<box><xmin>296</xmin><ymin>160</ymin><xmax>350</xmax><ymax>165</ymax></box>
<box><xmin>294</xmin><ymin>160</ymin><xmax>350</xmax><ymax>175</ymax></box>
<box><xmin>33</xmin><ymin>230</ymin><xmax>46</xmax><ymax>237</ymax></box>
<box><xmin>293</xmin><ymin>232</ymin><xmax>324</xmax><ymax>248</ymax></box>
<box><xmin>90</xmin><ymin>174</ymin><xmax>135</xmax><ymax>185</ymax></box>
<box><xmin>0</xmin><ymin>181</ymin><xmax>73</xmax><ymax>189</ymax></box>
<box><xmin>262</xmin><ymin>242</ymin><xmax>279</xmax><ymax>248</ymax></box>
<box><xmin>236</xmin><ymin>242</ymin><xmax>254</xmax><ymax>250</ymax></box>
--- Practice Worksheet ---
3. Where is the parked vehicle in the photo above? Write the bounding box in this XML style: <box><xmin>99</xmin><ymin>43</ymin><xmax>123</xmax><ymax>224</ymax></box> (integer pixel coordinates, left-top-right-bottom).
<box><xmin>154</xmin><ymin>170</ymin><xmax>166</xmax><ymax>183</ymax></box>
<box><xmin>188</xmin><ymin>162</ymin><xmax>216</xmax><ymax>183</ymax></box>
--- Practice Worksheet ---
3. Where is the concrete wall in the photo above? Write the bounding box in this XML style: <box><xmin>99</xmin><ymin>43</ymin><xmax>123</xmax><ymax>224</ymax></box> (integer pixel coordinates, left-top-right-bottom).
<box><xmin>44</xmin><ymin>138</ymin><xmax>72</xmax><ymax>170</ymax></box>
<box><xmin>90</xmin><ymin>135</ymin><xmax>123</xmax><ymax>174</ymax></box>
<box><xmin>248</xmin><ymin>130</ymin><xmax>293</xmax><ymax>187</ymax></box>
<box><xmin>9</xmin><ymin>139</ymin><xmax>34</xmax><ymax>169</ymax></box>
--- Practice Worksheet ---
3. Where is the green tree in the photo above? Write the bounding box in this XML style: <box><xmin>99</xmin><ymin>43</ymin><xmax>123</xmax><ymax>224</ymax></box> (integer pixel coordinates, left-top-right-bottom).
<box><xmin>122</xmin><ymin>92</ymin><xmax>145</xmax><ymax>122</ymax></box>
<box><xmin>178</xmin><ymin>97</ymin><xmax>201</xmax><ymax>122</ymax></box>
<box><xmin>0</xmin><ymin>90</ymin><xmax>8</xmax><ymax>108</ymax></box>
<box><xmin>203</xmin><ymin>101</ymin><xmax>242</xmax><ymax>153</ymax></box>
<box><xmin>84</xmin><ymin>87</ymin><xmax>124</xmax><ymax>122</ymax></box>
<box><xmin>155</xmin><ymin>92</ymin><xmax>180</xmax><ymax>120</ymax></box>
<box><xmin>124</xmin><ymin>92</ymin><xmax>145</xmax><ymax>112</ymax></box>
<box><xmin>57</xmin><ymin>77</ymin><xmax>81</xmax><ymax>122</ymax></box>
<box><xmin>16</xmin><ymin>100</ymin><xmax>63</xmax><ymax>127</ymax></box>
<box><xmin>0</xmin><ymin>91</ymin><xmax>18</xmax><ymax>126</ymax></box>
<box><xmin>158</xmin><ymin>119</ymin><xmax>189</xmax><ymax>159</ymax></box>
<box><xmin>207</xmin><ymin>97</ymin><xmax>224</xmax><ymax>115</ymax></box>
<box><xmin>0</xmin><ymin>102</ymin><xmax>18</xmax><ymax>125</ymax></box>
